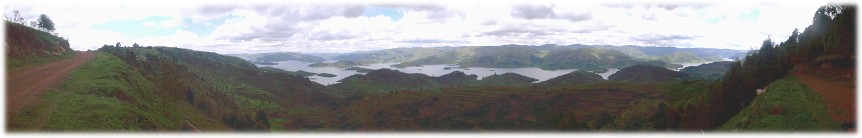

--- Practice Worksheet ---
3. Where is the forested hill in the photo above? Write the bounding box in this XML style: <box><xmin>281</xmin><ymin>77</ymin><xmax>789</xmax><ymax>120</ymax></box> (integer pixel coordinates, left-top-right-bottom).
<box><xmin>324</xmin><ymin>44</ymin><xmax>744</xmax><ymax>69</ymax></box>
<box><xmin>229</xmin><ymin>52</ymin><xmax>326</xmax><ymax>63</ymax></box>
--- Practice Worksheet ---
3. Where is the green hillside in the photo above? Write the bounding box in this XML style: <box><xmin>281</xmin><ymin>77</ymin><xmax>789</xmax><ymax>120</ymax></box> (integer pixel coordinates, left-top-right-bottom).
<box><xmin>719</xmin><ymin>76</ymin><xmax>839</xmax><ymax>131</ymax></box>
<box><xmin>9</xmin><ymin>46</ymin><xmax>343</xmax><ymax>131</ymax></box>
<box><xmin>9</xmin><ymin>52</ymin><xmax>231</xmax><ymax>131</ymax></box>
<box><xmin>680</xmin><ymin>61</ymin><xmax>734</xmax><ymax>79</ymax></box>
<box><xmin>542</xmin><ymin>47</ymin><xmax>685</xmax><ymax>72</ymax></box>
<box><xmin>5</xmin><ymin>21</ymin><xmax>74</xmax><ymax>70</ymax></box>
<box><xmin>653</xmin><ymin>51</ymin><xmax>707</xmax><ymax>63</ymax></box>
<box><xmin>609</xmin><ymin>65</ymin><xmax>693</xmax><ymax>83</ymax></box>
<box><xmin>535</xmin><ymin>70</ymin><xmax>604</xmax><ymax>88</ymax></box>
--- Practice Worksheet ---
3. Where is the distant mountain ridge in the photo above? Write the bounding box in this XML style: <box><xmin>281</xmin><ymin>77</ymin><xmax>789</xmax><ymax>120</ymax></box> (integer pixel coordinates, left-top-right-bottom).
<box><xmin>229</xmin><ymin>52</ymin><xmax>326</xmax><ymax>63</ymax></box>
<box><xmin>321</xmin><ymin>44</ymin><xmax>746</xmax><ymax>71</ymax></box>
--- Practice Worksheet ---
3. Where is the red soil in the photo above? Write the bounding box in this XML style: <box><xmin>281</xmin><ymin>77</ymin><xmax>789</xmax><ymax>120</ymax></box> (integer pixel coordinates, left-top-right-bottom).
<box><xmin>6</xmin><ymin>51</ymin><xmax>95</xmax><ymax>114</ymax></box>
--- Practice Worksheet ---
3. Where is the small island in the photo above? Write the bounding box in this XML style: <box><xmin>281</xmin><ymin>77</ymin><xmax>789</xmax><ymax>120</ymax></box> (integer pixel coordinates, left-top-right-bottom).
<box><xmin>443</xmin><ymin>67</ymin><xmax>452</xmax><ymax>70</ymax></box>
<box><xmin>345</xmin><ymin>67</ymin><xmax>374</xmax><ymax>73</ymax></box>
<box><xmin>290</xmin><ymin>70</ymin><xmax>318</xmax><ymax>77</ymax></box>
<box><xmin>252</xmin><ymin>60</ymin><xmax>277</xmax><ymax>65</ymax></box>
<box><xmin>309</xmin><ymin>60</ymin><xmax>362</xmax><ymax>68</ymax></box>
<box><xmin>316</xmin><ymin>73</ymin><xmax>337</xmax><ymax>77</ymax></box>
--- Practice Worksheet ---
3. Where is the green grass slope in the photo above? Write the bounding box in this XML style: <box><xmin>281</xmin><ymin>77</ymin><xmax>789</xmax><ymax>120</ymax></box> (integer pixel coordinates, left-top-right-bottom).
<box><xmin>8</xmin><ymin>52</ymin><xmax>229</xmax><ymax>131</ymax></box>
<box><xmin>718</xmin><ymin>76</ymin><xmax>840</xmax><ymax>131</ymax></box>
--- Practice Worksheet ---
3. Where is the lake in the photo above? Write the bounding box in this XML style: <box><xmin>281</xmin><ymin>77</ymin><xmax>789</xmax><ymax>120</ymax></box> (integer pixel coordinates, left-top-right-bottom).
<box><xmin>260</xmin><ymin>60</ymin><xmax>620</xmax><ymax>85</ymax></box>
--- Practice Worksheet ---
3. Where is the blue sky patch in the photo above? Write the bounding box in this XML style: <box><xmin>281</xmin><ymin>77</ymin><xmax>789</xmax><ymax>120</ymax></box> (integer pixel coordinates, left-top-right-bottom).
<box><xmin>738</xmin><ymin>9</ymin><xmax>760</xmax><ymax>21</ymax></box>
<box><xmin>362</xmin><ymin>7</ymin><xmax>403</xmax><ymax>21</ymax></box>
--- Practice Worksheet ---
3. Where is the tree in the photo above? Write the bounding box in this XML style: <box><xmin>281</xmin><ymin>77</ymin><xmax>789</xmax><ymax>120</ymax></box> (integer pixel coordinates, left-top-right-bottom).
<box><xmin>133</xmin><ymin>43</ymin><xmax>140</xmax><ymax>48</ymax></box>
<box><xmin>12</xmin><ymin>10</ymin><xmax>22</xmax><ymax>23</ymax></box>
<box><xmin>116</xmin><ymin>42</ymin><xmax>122</xmax><ymax>47</ymax></box>
<box><xmin>37</xmin><ymin>14</ymin><xmax>55</xmax><ymax>32</ymax></box>
<box><xmin>29</xmin><ymin>21</ymin><xmax>38</xmax><ymax>28</ymax></box>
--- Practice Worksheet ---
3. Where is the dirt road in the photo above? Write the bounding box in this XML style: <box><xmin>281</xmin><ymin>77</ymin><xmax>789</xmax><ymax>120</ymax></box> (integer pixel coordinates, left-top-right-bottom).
<box><xmin>6</xmin><ymin>51</ymin><xmax>96</xmax><ymax>114</ymax></box>
<box><xmin>791</xmin><ymin>63</ymin><xmax>855</xmax><ymax>124</ymax></box>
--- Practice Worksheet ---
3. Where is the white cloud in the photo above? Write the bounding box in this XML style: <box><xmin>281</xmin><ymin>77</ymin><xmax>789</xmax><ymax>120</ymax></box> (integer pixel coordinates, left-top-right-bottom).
<box><xmin>3</xmin><ymin>0</ymin><xmax>831</xmax><ymax>54</ymax></box>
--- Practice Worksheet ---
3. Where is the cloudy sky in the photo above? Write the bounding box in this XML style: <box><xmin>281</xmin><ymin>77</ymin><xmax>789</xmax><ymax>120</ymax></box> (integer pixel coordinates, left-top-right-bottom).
<box><xmin>4</xmin><ymin>0</ymin><xmax>831</xmax><ymax>54</ymax></box>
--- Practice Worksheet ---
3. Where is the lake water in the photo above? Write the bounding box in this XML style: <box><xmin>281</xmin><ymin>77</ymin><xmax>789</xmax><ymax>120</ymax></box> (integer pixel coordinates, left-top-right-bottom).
<box><xmin>260</xmin><ymin>61</ymin><xmax>606</xmax><ymax>85</ymax></box>
<box><xmin>259</xmin><ymin>60</ymin><xmax>362</xmax><ymax>85</ymax></box>
<box><xmin>258</xmin><ymin>60</ymin><xmax>725</xmax><ymax>85</ymax></box>
<box><xmin>357</xmin><ymin>63</ymin><xmax>579</xmax><ymax>83</ymax></box>
<box><xmin>596</xmin><ymin>68</ymin><xmax>620</xmax><ymax>80</ymax></box>
<box><xmin>254</xmin><ymin>58</ymin><xmax>732</xmax><ymax>85</ymax></box>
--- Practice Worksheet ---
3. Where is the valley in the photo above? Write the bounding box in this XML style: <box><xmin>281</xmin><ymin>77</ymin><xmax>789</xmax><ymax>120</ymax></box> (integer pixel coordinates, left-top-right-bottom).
<box><xmin>3</xmin><ymin>2</ymin><xmax>855</xmax><ymax>134</ymax></box>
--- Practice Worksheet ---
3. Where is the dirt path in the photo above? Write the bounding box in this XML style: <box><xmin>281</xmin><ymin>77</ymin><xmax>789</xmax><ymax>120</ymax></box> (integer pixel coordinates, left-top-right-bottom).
<box><xmin>6</xmin><ymin>51</ymin><xmax>96</xmax><ymax>114</ymax></box>
<box><xmin>791</xmin><ymin>63</ymin><xmax>855</xmax><ymax>125</ymax></box>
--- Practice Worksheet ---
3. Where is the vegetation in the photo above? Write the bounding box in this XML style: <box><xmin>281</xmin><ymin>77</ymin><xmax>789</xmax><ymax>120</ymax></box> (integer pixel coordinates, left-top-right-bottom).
<box><xmin>679</xmin><ymin>61</ymin><xmax>734</xmax><ymax>80</ymax></box>
<box><xmin>540</xmin><ymin>48</ymin><xmax>682</xmax><ymax>72</ymax></box>
<box><xmin>329</xmin><ymin>69</ymin><xmax>442</xmax><ymax>96</ymax></box>
<box><xmin>534</xmin><ymin>70</ymin><xmax>604</xmax><ymax>88</ymax></box>
<box><xmin>252</xmin><ymin>60</ymin><xmax>277</xmax><ymax>65</ymax></box>
<box><xmin>260</xmin><ymin>67</ymin><xmax>317</xmax><ymax>77</ymax></box>
<box><xmin>345</xmin><ymin>67</ymin><xmax>374</xmax><ymax>73</ymax></box>
<box><xmin>653</xmin><ymin>51</ymin><xmax>708</xmax><ymax>63</ymax></box>
<box><xmin>252</xmin><ymin>52</ymin><xmax>326</xmax><ymax>63</ymax></box>
<box><xmin>479</xmin><ymin>72</ymin><xmax>539</xmax><ymax>86</ymax></box>
<box><xmin>9</xmin><ymin>52</ymin><xmax>231</xmax><ymax>131</ymax></box>
<box><xmin>316</xmin><ymin>73</ymin><xmax>337</xmax><ymax>77</ymax></box>
<box><xmin>5</xmin><ymin>20</ymin><xmax>73</xmax><ymax>70</ymax></box>
<box><xmin>644</xmin><ymin>4</ymin><xmax>856</xmax><ymax>131</ymax></box>
<box><xmin>719</xmin><ymin>76</ymin><xmax>839</xmax><ymax>131</ymax></box>
<box><xmin>324</xmin><ymin>44</ymin><xmax>740</xmax><ymax>71</ymax></box>
<box><xmin>7</xmin><ymin>4</ymin><xmax>851</xmax><ymax>132</ymax></box>
<box><xmin>609</xmin><ymin>65</ymin><xmax>693</xmax><ymax>83</ymax></box>
<box><xmin>10</xmin><ymin>45</ymin><xmax>347</xmax><ymax>131</ymax></box>
<box><xmin>309</xmin><ymin>60</ymin><xmax>362</xmax><ymax>68</ymax></box>
<box><xmin>37</xmin><ymin>14</ymin><xmax>55</xmax><ymax>32</ymax></box>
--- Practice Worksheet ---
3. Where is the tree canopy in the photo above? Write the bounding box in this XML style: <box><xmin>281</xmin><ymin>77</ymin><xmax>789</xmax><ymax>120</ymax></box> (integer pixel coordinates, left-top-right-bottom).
<box><xmin>37</xmin><ymin>14</ymin><xmax>54</xmax><ymax>32</ymax></box>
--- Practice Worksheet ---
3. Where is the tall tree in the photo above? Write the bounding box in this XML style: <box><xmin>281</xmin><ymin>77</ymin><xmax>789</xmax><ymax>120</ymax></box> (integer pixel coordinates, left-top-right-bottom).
<box><xmin>37</xmin><ymin>14</ymin><xmax>55</xmax><ymax>32</ymax></box>
<box><xmin>13</xmin><ymin>10</ymin><xmax>22</xmax><ymax>23</ymax></box>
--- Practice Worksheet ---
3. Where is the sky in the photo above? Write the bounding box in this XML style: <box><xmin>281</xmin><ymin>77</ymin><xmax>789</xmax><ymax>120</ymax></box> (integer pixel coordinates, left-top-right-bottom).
<box><xmin>2</xmin><ymin>0</ymin><xmax>834</xmax><ymax>54</ymax></box>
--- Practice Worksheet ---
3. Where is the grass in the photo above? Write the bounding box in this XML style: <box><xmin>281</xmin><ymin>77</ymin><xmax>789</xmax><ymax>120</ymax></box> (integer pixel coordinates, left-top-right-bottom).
<box><xmin>7</xmin><ymin>52</ymin><xmax>229</xmax><ymax>131</ymax></box>
<box><xmin>718</xmin><ymin>76</ymin><xmax>840</xmax><ymax>131</ymax></box>
<box><xmin>7</xmin><ymin>50</ymin><xmax>77</xmax><ymax>71</ymax></box>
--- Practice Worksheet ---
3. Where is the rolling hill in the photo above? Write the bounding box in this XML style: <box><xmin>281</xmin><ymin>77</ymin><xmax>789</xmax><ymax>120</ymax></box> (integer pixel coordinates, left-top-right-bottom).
<box><xmin>679</xmin><ymin>61</ymin><xmax>734</xmax><ymax>80</ymax></box>
<box><xmin>230</xmin><ymin>52</ymin><xmax>326</xmax><ymax>63</ymax></box>
<box><xmin>609</xmin><ymin>65</ymin><xmax>693</xmax><ymax>83</ymax></box>
<box><xmin>318</xmin><ymin>44</ymin><xmax>744</xmax><ymax>71</ymax></box>
<box><xmin>534</xmin><ymin>70</ymin><xmax>605</xmax><ymax>88</ymax></box>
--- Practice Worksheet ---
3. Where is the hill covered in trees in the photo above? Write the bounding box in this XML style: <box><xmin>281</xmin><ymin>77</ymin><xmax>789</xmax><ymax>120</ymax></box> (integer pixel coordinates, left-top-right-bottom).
<box><xmin>608</xmin><ymin>65</ymin><xmax>693</xmax><ymax>83</ymax></box>
<box><xmin>680</xmin><ymin>61</ymin><xmax>734</xmax><ymax>80</ymax></box>
<box><xmin>230</xmin><ymin>52</ymin><xmax>326</xmax><ymax>63</ymax></box>
<box><xmin>316</xmin><ymin>44</ymin><xmax>742</xmax><ymax>72</ymax></box>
